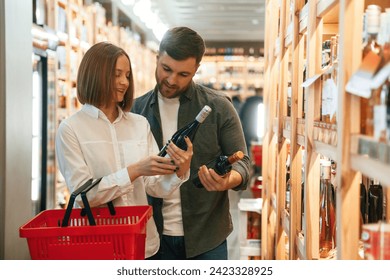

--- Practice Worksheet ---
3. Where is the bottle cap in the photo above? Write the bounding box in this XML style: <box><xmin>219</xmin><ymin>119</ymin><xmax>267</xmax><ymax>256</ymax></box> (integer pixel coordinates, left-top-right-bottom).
<box><xmin>366</xmin><ymin>5</ymin><xmax>381</xmax><ymax>34</ymax></box>
<box><xmin>228</xmin><ymin>151</ymin><xmax>244</xmax><ymax>164</ymax></box>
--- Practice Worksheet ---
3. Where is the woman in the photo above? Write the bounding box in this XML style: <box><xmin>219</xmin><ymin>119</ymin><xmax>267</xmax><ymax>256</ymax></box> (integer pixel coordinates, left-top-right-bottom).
<box><xmin>55</xmin><ymin>42</ymin><xmax>193</xmax><ymax>259</ymax></box>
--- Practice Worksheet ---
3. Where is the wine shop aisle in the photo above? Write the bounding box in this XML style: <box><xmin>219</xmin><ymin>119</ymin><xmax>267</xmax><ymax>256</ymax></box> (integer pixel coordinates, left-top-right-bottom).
<box><xmin>1</xmin><ymin>0</ymin><xmax>264</xmax><ymax>260</ymax></box>
<box><xmin>228</xmin><ymin>184</ymin><xmax>260</xmax><ymax>260</ymax></box>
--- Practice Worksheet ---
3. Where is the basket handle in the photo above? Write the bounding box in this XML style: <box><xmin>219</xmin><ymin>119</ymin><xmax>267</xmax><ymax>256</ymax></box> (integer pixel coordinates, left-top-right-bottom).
<box><xmin>61</xmin><ymin>178</ymin><xmax>115</xmax><ymax>227</ymax></box>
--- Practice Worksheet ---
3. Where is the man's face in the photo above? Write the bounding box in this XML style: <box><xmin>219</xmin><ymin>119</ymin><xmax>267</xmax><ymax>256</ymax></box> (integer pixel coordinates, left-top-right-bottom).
<box><xmin>155</xmin><ymin>52</ymin><xmax>199</xmax><ymax>98</ymax></box>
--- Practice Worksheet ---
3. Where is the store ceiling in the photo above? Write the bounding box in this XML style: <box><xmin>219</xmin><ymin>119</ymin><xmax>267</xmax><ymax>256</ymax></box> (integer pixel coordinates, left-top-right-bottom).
<box><xmin>150</xmin><ymin>0</ymin><xmax>266</xmax><ymax>42</ymax></box>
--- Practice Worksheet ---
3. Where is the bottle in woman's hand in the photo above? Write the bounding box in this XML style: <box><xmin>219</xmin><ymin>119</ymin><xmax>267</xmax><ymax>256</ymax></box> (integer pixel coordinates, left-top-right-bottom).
<box><xmin>158</xmin><ymin>105</ymin><xmax>212</xmax><ymax>157</ymax></box>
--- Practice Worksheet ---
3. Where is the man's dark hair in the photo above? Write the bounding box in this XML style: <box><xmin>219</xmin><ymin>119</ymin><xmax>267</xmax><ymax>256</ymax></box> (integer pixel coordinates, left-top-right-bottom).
<box><xmin>159</xmin><ymin>26</ymin><xmax>206</xmax><ymax>64</ymax></box>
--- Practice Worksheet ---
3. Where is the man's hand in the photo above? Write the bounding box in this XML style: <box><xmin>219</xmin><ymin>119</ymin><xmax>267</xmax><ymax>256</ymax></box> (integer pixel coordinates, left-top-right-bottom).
<box><xmin>197</xmin><ymin>165</ymin><xmax>231</xmax><ymax>191</ymax></box>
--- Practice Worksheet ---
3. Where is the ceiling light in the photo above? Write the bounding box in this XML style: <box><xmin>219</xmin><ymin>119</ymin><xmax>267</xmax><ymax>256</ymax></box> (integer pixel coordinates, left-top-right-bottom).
<box><xmin>133</xmin><ymin>0</ymin><xmax>168</xmax><ymax>41</ymax></box>
<box><xmin>121</xmin><ymin>0</ymin><xmax>135</xmax><ymax>5</ymax></box>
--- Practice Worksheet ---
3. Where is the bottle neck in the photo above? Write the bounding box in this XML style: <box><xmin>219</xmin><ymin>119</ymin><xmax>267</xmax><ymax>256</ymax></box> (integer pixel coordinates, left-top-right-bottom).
<box><xmin>227</xmin><ymin>151</ymin><xmax>244</xmax><ymax>164</ymax></box>
<box><xmin>367</xmin><ymin>33</ymin><xmax>379</xmax><ymax>42</ymax></box>
<box><xmin>321</xmin><ymin>165</ymin><xmax>331</xmax><ymax>180</ymax></box>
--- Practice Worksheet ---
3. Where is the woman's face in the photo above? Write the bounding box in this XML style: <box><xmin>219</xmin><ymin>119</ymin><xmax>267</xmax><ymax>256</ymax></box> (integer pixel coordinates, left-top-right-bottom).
<box><xmin>113</xmin><ymin>55</ymin><xmax>131</xmax><ymax>103</ymax></box>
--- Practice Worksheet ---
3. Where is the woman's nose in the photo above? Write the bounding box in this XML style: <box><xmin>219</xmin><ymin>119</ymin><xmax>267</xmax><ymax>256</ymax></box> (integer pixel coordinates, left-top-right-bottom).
<box><xmin>120</xmin><ymin>75</ymin><xmax>129</xmax><ymax>85</ymax></box>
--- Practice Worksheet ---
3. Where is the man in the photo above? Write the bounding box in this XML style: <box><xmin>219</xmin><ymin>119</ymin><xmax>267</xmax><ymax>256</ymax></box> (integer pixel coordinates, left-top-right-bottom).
<box><xmin>131</xmin><ymin>26</ymin><xmax>250</xmax><ymax>260</ymax></box>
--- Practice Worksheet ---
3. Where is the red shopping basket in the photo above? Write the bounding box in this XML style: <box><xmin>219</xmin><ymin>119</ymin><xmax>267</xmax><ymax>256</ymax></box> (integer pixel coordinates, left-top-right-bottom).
<box><xmin>19</xmin><ymin>178</ymin><xmax>152</xmax><ymax>260</ymax></box>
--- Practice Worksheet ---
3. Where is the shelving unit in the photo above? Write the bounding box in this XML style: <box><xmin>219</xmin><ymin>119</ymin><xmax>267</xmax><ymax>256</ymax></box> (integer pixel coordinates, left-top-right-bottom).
<box><xmin>32</xmin><ymin>0</ymin><xmax>156</xmax><ymax>208</ymax></box>
<box><xmin>262</xmin><ymin>0</ymin><xmax>390</xmax><ymax>260</ymax></box>
<box><xmin>195</xmin><ymin>54</ymin><xmax>264</xmax><ymax>100</ymax></box>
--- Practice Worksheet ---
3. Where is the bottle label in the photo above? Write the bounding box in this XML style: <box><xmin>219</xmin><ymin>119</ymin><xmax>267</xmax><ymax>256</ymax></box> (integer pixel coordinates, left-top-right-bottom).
<box><xmin>196</xmin><ymin>105</ymin><xmax>212</xmax><ymax>123</ymax></box>
<box><xmin>321</xmin><ymin>166</ymin><xmax>331</xmax><ymax>180</ymax></box>
<box><xmin>374</xmin><ymin>104</ymin><xmax>387</xmax><ymax>140</ymax></box>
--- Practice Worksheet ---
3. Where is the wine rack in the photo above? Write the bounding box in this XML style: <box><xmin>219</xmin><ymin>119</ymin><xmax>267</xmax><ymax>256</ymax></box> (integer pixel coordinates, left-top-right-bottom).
<box><xmin>262</xmin><ymin>0</ymin><xmax>390</xmax><ymax>260</ymax></box>
<box><xmin>194</xmin><ymin>55</ymin><xmax>264</xmax><ymax>100</ymax></box>
<box><xmin>32</xmin><ymin>0</ymin><xmax>156</xmax><ymax>208</ymax></box>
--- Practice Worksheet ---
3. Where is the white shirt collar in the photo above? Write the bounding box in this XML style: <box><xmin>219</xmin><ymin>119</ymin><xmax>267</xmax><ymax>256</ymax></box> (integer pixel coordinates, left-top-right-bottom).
<box><xmin>82</xmin><ymin>104</ymin><xmax>129</xmax><ymax>122</ymax></box>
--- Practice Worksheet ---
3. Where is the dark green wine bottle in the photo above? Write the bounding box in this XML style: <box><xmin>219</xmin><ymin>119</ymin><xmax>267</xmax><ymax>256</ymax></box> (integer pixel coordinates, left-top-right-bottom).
<box><xmin>158</xmin><ymin>105</ymin><xmax>212</xmax><ymax>157</ymax></box>
<box><xmin>192</xmin><ymin>151</ymin><xmax>244</xmax><ymax>188</ymax></box>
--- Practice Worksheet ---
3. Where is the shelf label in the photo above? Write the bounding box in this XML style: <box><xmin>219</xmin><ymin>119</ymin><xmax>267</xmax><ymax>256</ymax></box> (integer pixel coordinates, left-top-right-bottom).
<box><xmin>302</xmin><ymin>73</ymin><xmax>321</xmax><ymax>88</ymax></box>
<box><xmin>345</xmin><ymin>51</ymin><xmax>385</xmax><ymax>98</ymax></box>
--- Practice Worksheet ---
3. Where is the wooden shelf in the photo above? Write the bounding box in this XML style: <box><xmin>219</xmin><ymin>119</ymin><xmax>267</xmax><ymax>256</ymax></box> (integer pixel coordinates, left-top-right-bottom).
<box><xmin>302</xmin><ymin>61</ymin><xmax>338</xmax><ymax>88</ymax></box>
<box><xmin>350</xmin><ymin>134</ymin><xmax>390</xmax><ymax>186</ymax></box>
<box><xmin>346</xmin><ymin>62</ymin><xmax>390</xmax><ymax>98</ymax></box>
<box><xmin>271</xmin><ymin>193</ymin><xmax>277</xmax><ymax>211</ymax></box>
<box><xmin>262</xmin><ymin>0</ymin><xmax>389</xmax><ymax>261</ymax></box>
<box><xmin>297</xmin><ymin>134</ymin><xmax>305</xmax><ymax>147</ymax></box>
<box><xmin>296</xmin><ymin>232</ymin><xmax>305</xmax><ymax>260</ymax></box>
<box><xmin>285</xmin><ymin>23</ymin><xmax>293</xmax><ymax>47</ymax></box>
<box><xmin>350</xmin><ymin>154</ymin><xmax>390</xmax><ymax>187</ymax></box>
<box><xmin>282</xmin><ymin>209</ymin><xmax>290</xmax><ymax>237</ymax></box>
<box><xmin>299</xmin><ymin>3</ymin><xmax>309</xmax><ymax>33</ymax></box>
<box><xmin>314</xmin><ymin>140</ymin><xmax>337</xmax><ymax>160</ymax></box>
<box><xmin>274</xmin><ymin>37</ymin><xmax>280</xmax><ymax>57</ymax></box>
<box><xmin>195</xmin><ymin>55</ymin><xmax>264</xmax><ymax>99</ymax></box>
<box><xmin>316</xmin><ymin>0</ymin><xmax>338</xmax><ymax>19</ymax></box>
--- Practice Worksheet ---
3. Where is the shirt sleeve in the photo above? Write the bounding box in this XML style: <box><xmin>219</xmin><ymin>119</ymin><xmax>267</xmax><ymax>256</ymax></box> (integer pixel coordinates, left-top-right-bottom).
<box><xmin>55</xmin><ymin>120</ymin><xmax>133</xmax><ymax>208</ymax></box>
<box><xmin>218</xmin><ymin>98</ymin><xmax>251</xmax><ymax>191</ymax></box>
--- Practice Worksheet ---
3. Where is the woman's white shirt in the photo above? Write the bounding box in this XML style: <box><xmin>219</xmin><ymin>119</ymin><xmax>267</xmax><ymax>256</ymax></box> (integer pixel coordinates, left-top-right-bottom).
<box><xmin>55</xmin><ymin>104</ymin><xmax>188</xmax><ymax>258</ymax></box>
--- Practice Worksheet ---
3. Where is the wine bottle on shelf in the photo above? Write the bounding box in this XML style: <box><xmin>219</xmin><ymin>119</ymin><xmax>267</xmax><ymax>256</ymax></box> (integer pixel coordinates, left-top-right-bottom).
<box><xmin>192</xmin><ymin>151</ymin><xmax>244</xmax><ymax>188</ymax></box>
<box><xmin>386</xmin><ymin>84</ymin><xmax>390</xmax><ymax>141</ymax></box>
<box><xmin>321</xmin><ymin>40</ymin><xmax>331</xmax><ymax>68</ymax></box>
<box><xmin>374</xmin><ymin>84</ymin><xmax>388</xmax><ymax>141</ymax></box>
<box><xmin>361</xmin><ymin>5</ymin><xmax>384</xmax><ymax>136</ymax></box>
<box><xmin>302</xmin><ymin>63</ymin><xmax>307</xmax><ymax>119</ymax></box>
<box><xmin>287</xmin><ymin>82</ymin><xmax>292</xmax><ymax>117</ymax></box>
<box><xmin>362</xmin><ymin>5</ymin><xmax>383</xmax><ymax>58</ymax></box>
<box><xmin>158</xmin><ymin>105</ymin><xmax>212</xmax><ymax>157</ymax></box>
<box><xmin>359</xmin><ymin>180</ymin><xmax>368</xmax><ymax>238</ymax></box>
<box><xmin>300</xmin><ymin>179</ymin><xmax>305</xmax><ymax>232</ymax></box>
<box><xmin>367</xmin><ymin>179</ymin><xmax>383</xmax><ymax>223</ymax></box>
<box><xmin>319</xmin><ymin>159</ymin><xmax>336</xmax><ymax>258</ymax></box>
<box><xmin>360</xmin><ymin>181</ymin><xmax>367</xmax><ymax>224</ymax></box>
<box><xmin>285</xmin><ymin>167</ymin><xmax>291</xmax><ymax>213</ymax></box>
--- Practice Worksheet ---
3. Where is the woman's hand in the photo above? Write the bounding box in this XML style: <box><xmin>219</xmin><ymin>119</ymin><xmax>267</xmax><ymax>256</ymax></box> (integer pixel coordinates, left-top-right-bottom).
<box><xmin>127</xmin><ymin>137</ymin><xmax>193</xmax><ymax>181</ymax></box>
<box><xmin>127</xmin><ymin>154</ymin><xmax>177</xmax><ymax>181</ymax></box>
<box><xmin>166</xmin><ymin>136</ymin><xmax>193</xmax><ymax>179</ymax></box>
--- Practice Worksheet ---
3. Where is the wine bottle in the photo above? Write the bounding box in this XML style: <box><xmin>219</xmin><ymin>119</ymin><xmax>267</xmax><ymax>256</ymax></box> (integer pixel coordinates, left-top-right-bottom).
<box><xmin>285</xmin><ymin>148</ymin><xmax>291</xmax><ymax>212</ymax></box>
<box><xmin>319</xmin><ymin>159</ymin><xmax>336</xmax><ymax>258</ymax></box>
<box><xmin>361</xmin><ymin>5</ymin><xmax>384</xmax><ymax>136</ymax></box>
<box><xmin>367</xmin><ymin>179</ymin><xmax>383</xmax><ymax>223</ymax></box>
<box><xmin>285</xmin><ymin>171</ymin><xmax>291</xmax><ymax>213</ymax></box>
<box><xmin>192</xmin><ymin>151</ymin><xmax>244</xmax><ymax>188</ymax></box>
<box><xmin>158</xmin><ymin>105</ymin><xmax>212</xmax><ymax>157</ymax></box>
<box><xmin>360</xmin><ymin>182</ymin><xmax>367</xmax><ymax>224</ymax></box>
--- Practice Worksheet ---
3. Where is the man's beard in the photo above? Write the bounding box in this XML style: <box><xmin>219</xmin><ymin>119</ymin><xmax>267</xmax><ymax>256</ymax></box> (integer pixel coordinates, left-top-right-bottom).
<box><xmin>158</xmin><ymin>80</ymin><xmax>188</xmax><ymax>99</ymax></box>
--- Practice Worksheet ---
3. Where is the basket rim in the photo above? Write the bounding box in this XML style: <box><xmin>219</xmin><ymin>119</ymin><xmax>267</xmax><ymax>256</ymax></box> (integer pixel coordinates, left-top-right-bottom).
<box><xmin>19</xmin><ymin>205</ymin><xmax>152</xmax><ymax>238</ymax></box>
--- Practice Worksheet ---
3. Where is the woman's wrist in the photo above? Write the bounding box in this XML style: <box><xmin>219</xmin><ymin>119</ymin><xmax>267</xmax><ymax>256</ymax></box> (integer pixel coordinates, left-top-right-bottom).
<box><xmin>127</xmin><ymin>163</ymin><xmax>141</xmax><ymax>182</ymax></box>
